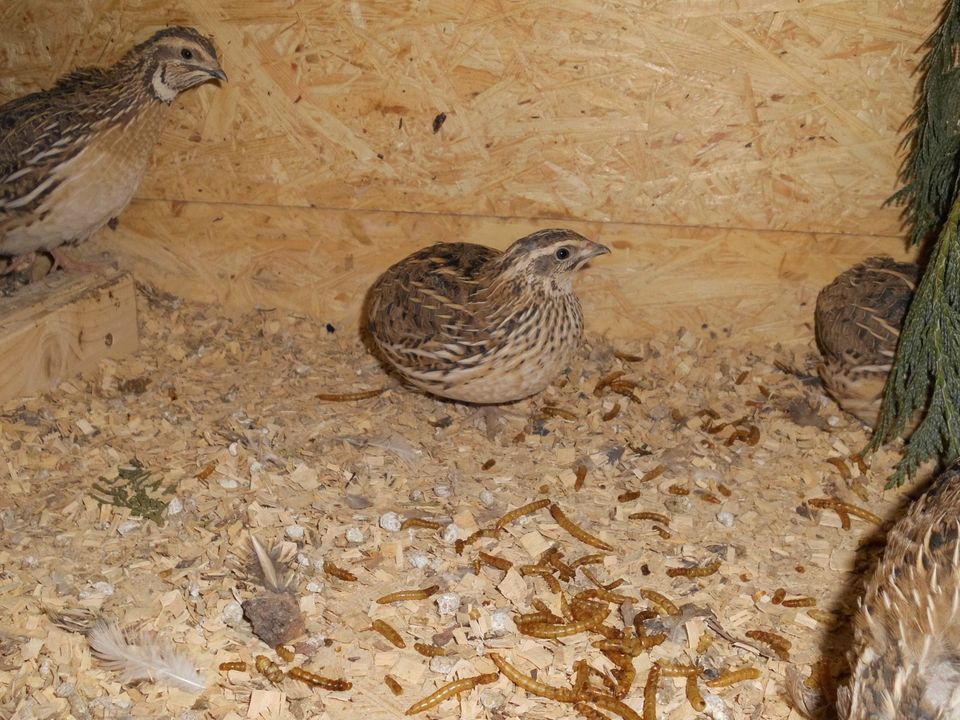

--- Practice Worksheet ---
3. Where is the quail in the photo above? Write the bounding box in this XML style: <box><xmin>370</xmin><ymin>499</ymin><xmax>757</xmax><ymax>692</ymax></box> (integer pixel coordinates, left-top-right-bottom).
<box><xmin>0</xmin><ymin>26</ymin><xmax>226</xmax><ymax>273</ymax></box>
<box><xmin>814</xmin><ymin>256</ymin><xmax>919</xmax><ymax>426</ymax></box>
<box><xmin>838</xmin><ymin>462</ymin><xmax>960</xmax><ymax>719</ymax></box>
<box><xmin>363</xmin><ymin>228</ymin><xmax>610</xmax><ymax>405</ymax></box>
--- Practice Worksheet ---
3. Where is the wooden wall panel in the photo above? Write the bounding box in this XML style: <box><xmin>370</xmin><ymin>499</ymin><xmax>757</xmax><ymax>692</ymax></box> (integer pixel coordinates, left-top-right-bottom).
<box><xmin>1</xmin><ymin>1</ymin><xmax>939</xmax><ymax>237</ymax></box>
<box><xmin>88</xmin><ymin>200</ymin><xmax>917</xmax><ymax>347</ymax></box>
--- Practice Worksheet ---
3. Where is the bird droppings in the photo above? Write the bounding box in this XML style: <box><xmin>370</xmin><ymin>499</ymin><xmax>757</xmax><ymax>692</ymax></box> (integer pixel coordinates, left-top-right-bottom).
<box><xmin>0</xmin><ymin>287</ymin><xmax>930</xmax><ymax>718</ymax></box>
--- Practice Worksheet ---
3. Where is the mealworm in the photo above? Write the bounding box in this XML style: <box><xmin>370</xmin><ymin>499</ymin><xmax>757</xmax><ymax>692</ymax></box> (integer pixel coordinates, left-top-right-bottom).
<box><xmin>826</xmin><ymin>456</ymin><xmax>852</xmax><ymax>480</ymax></box>
<box><xmin>488</xmin><ymin>653</ymin><xmax>578</xmax><ymax>702</ymax></box>
<box><xmin>575</xmin><ymin>701</ymin><xmax>613</xmax><ymax>720</ymax></box>
<box><xmin>456</xmin><ymin>527</ymin><xmax>500</xmax><ymax>554</ymax></box>
<box><xmin>544</xmin><ymin>550</ymin><xmax>575</xmax><ymax>579</ymax></box>
<box><xmin>376</xmin><ymin>584</ymin><xmax>440</xmax><ymax>604</ymax></box>
<box><xmin>667</xmin><ymin>484</ymin><xmax>689</xmax><ymax>496</ymax></box>
<box><xmin>316</xmin><ymin>388</ymin><xmax>385</xmax><ymax>401</ymax></box>
<box><xmin>481</xmin><ymin>459</ymin><xmax>496</xmax><ymax>470</ymax></box>
<box><xmin>568</xmin><ymin>553</ymin><xmax>608</xmax><ymax>570</ymax></box>
<box><xmin>496</xmin><ymin>498</ymin><xmax>551</xmax><ymax>529</ymax></box>
<box><xmin>541</xmin><ymin>405</ymin><xmax>577</xmax><ymax>420</ymax></box>
<box><xmin>592</xmin><ymin>635</ymin><xmax>664</xmax><ymax>657</ymax></box>
<box><xmin>573</xmin><ymin>660</ymin><xmax>591</xmax><ymax>696</ymax></box>
<box><xmin>685</xmin><ymin>673</ymin><xmax>706</xmax><ymax>711</ymax></box>
<box><xmin>735</xmin><ymin>370</ymin><xmax>749</xmax><ymax>384</ymax></box>
<box><xmin>628</xmin><ymin>511</ymin><xmax>670</xmax><ymax>525</ymax></box>
<box><xmin>609</xmin><ymin>382</ymin><xmax>640</xmax><ymax>402</ymax></box>
<box><xmin>384</xmin><ymin>674</ymin><xmax>404</xmax><ymax>695</ymax></box>
<box><xmin>717</xmin><ymin>483</ymin><xmax>732</xmax><ymax>496</ymax></box>
<box><xmin>287</xmin><ymin>666</ymin><xmax>352</xmax><ymax>691</ymax></box>
<box><xmin>195</xmin><ymin>461</ymin><xmax>217</xmax><ymax>480</ymax></box>
<box><xmin>517</xmin><ymin>610</ymin><xmax>564</xmax><ymax>625</ymax></box>
<box><xmin>851</xmin><ymin>453</ymin><xmax>869</xmax><ymax>473</ymax></box>
<box><xmin>652</xmin><ymin>525</ymin><xmax>671</xmax><ymax>539</ymax></box>
<box><xmin>256</xmin><ymin>655</ymin><xmax>284</xmax><ymax>683</ymax></box>
<box><xmin>519</xmin><ymin>605</ymin><xmax>609</xmax><ymax>638</ymax></box>
<box><xmin>705</xmin><ymin>667</ymin><xmax>761</xmax><ymax>687</ymax></box>
<box><xmin>541</xmin><ymin>571</ymin><xmax>562</xmax><ymax>593</ymax></box>
<box><xmin>633</xmin><ymin>608</ymin><xmax>658</xmax><ymax>627</ymax></box>
<box><xmin>219</xmin><ymin>660</ymin><xmax>246</xmax><ymax>672</ymax></box>
<box><xmin>699</xmin><ymin>492</ymin><xmax>722</xmax><ymax>504</ymax></box>
<box><xmin>575</xmin><ymin>464</ymin><xmax>588</xmax><ymax>490</ymax></box>
<box><xmin>400</xmin><ymin>517</ymin><xmax>443</xmax><ymax>531</ymax></box>
<box><xmin>666</xmin><ymin>559</ymin><xmax>721</xmax><ymax>578</ymax></box>
<box><xmin>808</xmin><ymin>497</ymin><xmax>881</xmax><ymax>526</ymax></box>
<box><xmin>614</xmin><ymin>350</ymin><xmax>643</xmax><ymax>362</ymax></box>
<box><xmin>641</xmin><ymin>465</ymin><xmax>667</xmax><ymax>483</ymax></box>
<box><xmin>275</xmin><ymin>644</ymin><xmax>295</xmax><ymax>662</ymax></box>
<box><xmin>782</xmin><ymin>597</ymin><xmax>817</xmax><ymax>608</ymax></box>
<box><xmin>617</xmin><ymin>489</ymin><xmax>643</xmax><ymax>503</ymax></box>
<box><xmin>549</xmin><ymin>504</ymin><xmax>613</xmax><ymax>551</ymax></box>
<box><xmin>745</xmin><ymin>629</ymin><xmax>791</xmax><ymax>660</ymax></box>
<box><xmin>405</xmin><ymin>673</ymin><xmax>498</xmax><ymax>715</ymax></box>
<box><xmin>640</xmin><ymin>589</ymin><xmax>680</xmax><ymax>616</ymax></box>
<box><xmin>477</xmin><ymin>551</ymin><xmax>513</xmax><ymax>571</ymax></box>
<box><xmin>601</xmin><ymin>403</ymin><xmax>621</xmax><ymax>422</ymax></box>
<box><xmin>413</xmin><ymin>642</ymin><xmax>446</xmax><ymax>657</ymax></box>
<box><xmin>658</xmin><ymin>662</ymin><xmax>699</xmax><ymax>678</ymax></box>
<box><xmin>771</xmin><ymin>588</ymin><xmax>786</xmax><ymax>605</ymax></box>
<box><xmin>612</xmin><ymin>656</ymin><xmax>636</xmax><ymax>698</ymax></box>
<box><xmin>594</xmin><ymin>370</ymin><xmax>626</xmax><ymax>396</ymax></box>
<box><xmin>323</xmin><ymin>561</ymin><xmax>358</xmax><ymax>581</ymax></box>
<box><xmin>642</xmin><ymin>664</ymin><xmax>661</xmax><ymax>720</ymax></box>
<box><xmin>577</xmin><ymin>585</ymin><xmax>636</xmax><ymax>606</ymax></box>
<box><xmin>371</xmin><ymin>619</ymin><xmax>405</xmax><ymax>648</ymax></box>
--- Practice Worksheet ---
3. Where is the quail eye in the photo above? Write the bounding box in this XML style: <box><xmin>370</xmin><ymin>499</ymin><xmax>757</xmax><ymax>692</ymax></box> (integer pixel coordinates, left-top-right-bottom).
<box><xmin>555</xmin><ymin>247</ymin><xmax>571</xmax><ymax>260</ymax></box>
<box><xmin>181</xmin><ymin>48</ymin><xmax>194</xmax><ymax>60</ymax></box>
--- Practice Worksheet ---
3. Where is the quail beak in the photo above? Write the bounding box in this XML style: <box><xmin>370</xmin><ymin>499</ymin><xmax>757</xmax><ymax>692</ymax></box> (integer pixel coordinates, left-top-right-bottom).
<box><xmin>586</xmin><ymin>242</ymin><xmax>611</xmax><ymax>259</ymax></box>
<box><xmin>208</xmin><ymin>67</ymin><xmax>228</xmax><ymax>82</ymax></box>
<box><xmin>576</xmin><ymin>242</ymin><xmax>610</xmax><ymax>270</ymax></box>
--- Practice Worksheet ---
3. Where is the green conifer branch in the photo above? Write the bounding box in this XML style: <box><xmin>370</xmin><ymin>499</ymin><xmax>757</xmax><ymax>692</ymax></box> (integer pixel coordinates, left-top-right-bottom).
<box><xmin>887</xmin><ymin>1</ymin><xmax>960</xmax><ymax>246</ymax></box>
<box><xmin>868</xmin><ymin>195</ymin><xmax>960</xmax><ymax>486</ymax></box>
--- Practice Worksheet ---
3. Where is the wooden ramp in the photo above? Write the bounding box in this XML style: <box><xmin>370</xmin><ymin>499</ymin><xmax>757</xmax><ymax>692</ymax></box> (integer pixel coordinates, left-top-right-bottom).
<box><xmin>0</xmin><ymin>270</ymin><xmax>138</xmax><ymax>404</ymax></box>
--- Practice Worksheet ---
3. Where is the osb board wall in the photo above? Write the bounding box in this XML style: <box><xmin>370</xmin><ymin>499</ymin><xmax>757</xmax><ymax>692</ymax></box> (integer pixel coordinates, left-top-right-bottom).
<box><xmin>0</xmin><ymin>0</ymin><xmax>936</xmax><ymax>340</ymax></box>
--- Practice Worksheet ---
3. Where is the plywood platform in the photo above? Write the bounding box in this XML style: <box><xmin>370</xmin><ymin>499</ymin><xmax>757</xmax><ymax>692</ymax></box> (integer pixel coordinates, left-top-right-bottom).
<box><xmin>0</xmin><ymin>271</ymin><xmax>138</xmax><ymax>405</ymax></box>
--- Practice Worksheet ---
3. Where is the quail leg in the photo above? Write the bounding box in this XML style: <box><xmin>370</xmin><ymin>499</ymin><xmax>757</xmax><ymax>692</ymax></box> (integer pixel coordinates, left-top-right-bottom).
<box><xmin>48</xmin><ymin>247</ymin><xmax>113</xmax><ymax>274</ymax></box>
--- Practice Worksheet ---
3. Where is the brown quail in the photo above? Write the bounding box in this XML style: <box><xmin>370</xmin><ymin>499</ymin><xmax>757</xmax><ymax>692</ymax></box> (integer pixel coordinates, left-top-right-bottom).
<box><xmin>814</xmin><ymin>256</ymin><xmax>919</xmax><ymax>426</ymax></box>
<box><xmin>0</xmin><ymin>26</ymin><xmax>226</xmax><ymax>273</ymax></box>
<box><xmin>363</xmin><ymin>228</ymin><xmax>610</xmax><ymax>404</ymax></box>
<box><xmin>838</xmin><ymin>462</ymin><xmax>960</xmax><ymax>719</ymax></box>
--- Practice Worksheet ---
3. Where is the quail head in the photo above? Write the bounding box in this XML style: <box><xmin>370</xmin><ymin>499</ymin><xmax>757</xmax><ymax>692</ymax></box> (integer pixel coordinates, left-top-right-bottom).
<box><xmin>0</xmin><ymin>26</ymin><xmax>226</xmax><ymax>272</ymax></box>
<box><xmin>363</xmin><ymin>228</ymin><xmax>610</xmax><ymax>404</ymax></box>
<box><xmin>838</xmin><ymin>462</ymin><xmax>960</xmax><ymax>719</ymax></box>
<box><xmin>814</xmin><ymin>256</ymin><xmax>919</xmax><ymax>426</ymax></box>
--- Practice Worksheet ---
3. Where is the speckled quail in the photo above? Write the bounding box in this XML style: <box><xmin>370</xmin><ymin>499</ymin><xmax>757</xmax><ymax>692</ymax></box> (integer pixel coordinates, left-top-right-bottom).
<box><xmin>838</xmin><ymin>462</ymin><xmax>960</xmax><ymax>719</ymax></box>
<box><xmin>814</xmin><ymin>256</ymin><xmax>919</xmax><ymax>426</ymax></box>
<box><xmin>0</xmin><ymin>26</ymin><xmax>226</xmax><ymax>272</ymax></box>
<box><xmin>363</xmin><ymin>228</ymin><xmax>610</xmax><ymax>404</ymax></box>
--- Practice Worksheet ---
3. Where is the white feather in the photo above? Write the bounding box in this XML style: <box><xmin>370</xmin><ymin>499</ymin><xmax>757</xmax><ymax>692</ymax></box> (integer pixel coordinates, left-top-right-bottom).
<box><xmin>87</xmin><ymin>619</ymin><xmax>206</xmax><ymax>693</ymax></box>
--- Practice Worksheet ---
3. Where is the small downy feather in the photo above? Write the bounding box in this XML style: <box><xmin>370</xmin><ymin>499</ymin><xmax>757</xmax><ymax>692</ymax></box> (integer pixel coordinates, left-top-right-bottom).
<box><xmin>87</xmin><ymin>619</ymin><xmax>206</xmax><ymax>693</ymax></box>
<box><xmin>248</xmin><ymin>532</ymin><xmax>295</xmax><ymax>593</ymax></box>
